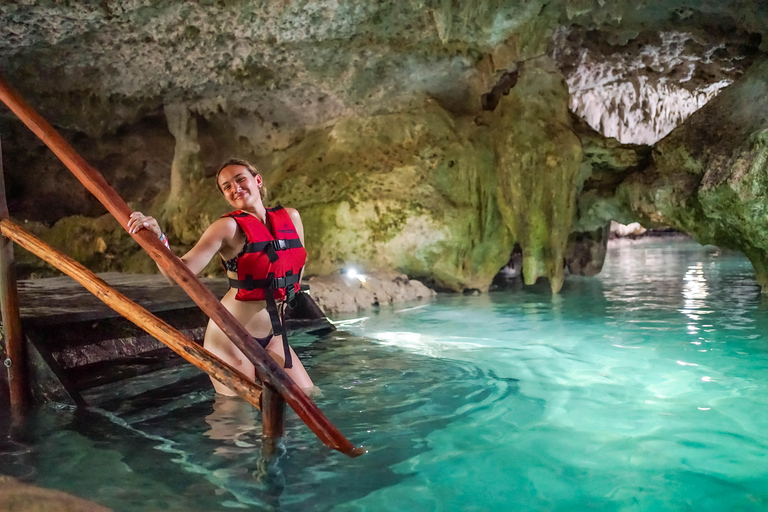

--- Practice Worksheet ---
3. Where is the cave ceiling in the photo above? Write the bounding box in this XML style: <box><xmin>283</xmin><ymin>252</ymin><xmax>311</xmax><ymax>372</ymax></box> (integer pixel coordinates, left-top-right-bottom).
<box><xmin>1</xmin><ymin>1</ymin><xmax>764</xmax><ymax>140</ymax></box>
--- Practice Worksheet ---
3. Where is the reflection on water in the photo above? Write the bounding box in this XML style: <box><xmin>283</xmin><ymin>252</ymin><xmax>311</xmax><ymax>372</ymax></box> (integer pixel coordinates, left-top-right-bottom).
<box><xmin>204</xmin><ymin>395</ymin><xmax>286</xmax><ymax>507</ymax></box>
<box><xmin>204</xmin><ymin>395</ymin><xmax>260</xmax><ymax>456</ymax></box>
<box><xmin>2</xmin><ymin>239</ymin><xmax>768</xmax><ymax>511</ymax></box>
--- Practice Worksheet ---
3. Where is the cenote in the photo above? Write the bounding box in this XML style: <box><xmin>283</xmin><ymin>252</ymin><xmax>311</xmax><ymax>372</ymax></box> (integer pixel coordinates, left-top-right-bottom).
<box><xmin>2</xmin><ymin>238</ymin><xmax>768</xmax><ymax>511</ymax></box>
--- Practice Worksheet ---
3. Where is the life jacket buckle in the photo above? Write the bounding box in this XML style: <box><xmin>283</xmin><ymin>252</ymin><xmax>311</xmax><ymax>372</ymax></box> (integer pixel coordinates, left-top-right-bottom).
<box><xmin>272</xmin><ymin>239</ymin><xmax>289</xmax><ymax>251</ymax></box>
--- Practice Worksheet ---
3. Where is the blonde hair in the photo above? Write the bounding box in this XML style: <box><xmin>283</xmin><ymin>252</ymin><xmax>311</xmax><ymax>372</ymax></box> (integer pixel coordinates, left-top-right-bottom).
<box><xmin>215</xmin><ymin>158</ymin><xmax>268</xmax><ymax>200</ymax></box>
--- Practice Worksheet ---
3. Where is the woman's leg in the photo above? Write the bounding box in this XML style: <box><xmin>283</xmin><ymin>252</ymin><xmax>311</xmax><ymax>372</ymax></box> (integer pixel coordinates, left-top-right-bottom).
<box><xmin>208</xmin><ymin>291</ymin><xmax>315</xmax><ymax>394</ymax></box>
<box><xmin>203</xmin><ymin>318</ymin><xmax>256</xmax><ymax>396</ymax></box>
<box><xmin>265</xmin><ymin>335</ymin><xmax>314</xmax><ymax>390</ymax></box>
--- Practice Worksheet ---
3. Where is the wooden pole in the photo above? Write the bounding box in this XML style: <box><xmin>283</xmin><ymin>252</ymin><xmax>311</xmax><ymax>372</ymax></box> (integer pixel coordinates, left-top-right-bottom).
<box><xmin>0</xmin><ymin>75</ymin><xmax>363</xmax><ymax>457</ymax></box>
<box><xmin>261</xmin><ymin>383</ymin><xmax>286</xmax><ymax>445</ymax></box>
<box><xmin>0</xmin><ymin>137</ymin><xmax>27</xmax><ymax>419</ymax></box>
<box><xmin>0</xmin><ymin>218</ymin><xmax>265</xmax><ymax>410</ymax></box>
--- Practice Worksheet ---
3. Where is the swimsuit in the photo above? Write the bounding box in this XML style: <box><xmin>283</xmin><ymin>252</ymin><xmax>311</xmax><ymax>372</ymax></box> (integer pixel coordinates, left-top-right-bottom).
<box><xmin>221</xmin><ymin>206</ymin><xmax>307</xmax><ymax>368</ymax></box>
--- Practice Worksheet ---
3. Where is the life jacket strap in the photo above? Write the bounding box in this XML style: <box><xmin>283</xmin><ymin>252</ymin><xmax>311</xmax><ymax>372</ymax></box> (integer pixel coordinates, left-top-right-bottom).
<box><xmin>228</xmin><ymin>272</ymin><xmax>301</xmax><ymax>291</ymax></box>
<box><xmin>242</xmin><ymin>238</ymin><xmax>304</xmax><ymax>263</ymax></box>
<box><xmin>264</xmin><ymin>272</ymin><xmax>292</xmax><ymax>369</ymax></box>
<box><xmin>233</xmin><ymin>271</ymin><xmax>299</xmax><ymax>369</ymax></box>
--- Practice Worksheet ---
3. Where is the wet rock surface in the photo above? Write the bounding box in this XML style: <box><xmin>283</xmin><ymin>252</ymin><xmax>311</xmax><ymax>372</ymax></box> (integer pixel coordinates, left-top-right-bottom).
<box><xmin>0</xmin><ymin>476</ymin><xmax>111</xmax><ymax>512</ymax></box>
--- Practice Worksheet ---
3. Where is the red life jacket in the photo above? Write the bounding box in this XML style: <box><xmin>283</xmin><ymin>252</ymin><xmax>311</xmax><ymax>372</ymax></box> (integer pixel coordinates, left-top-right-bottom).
<box><xmin>223</xmin><ymin>206</ymin><xmax>306</xmax><ymax>302</ymax></box>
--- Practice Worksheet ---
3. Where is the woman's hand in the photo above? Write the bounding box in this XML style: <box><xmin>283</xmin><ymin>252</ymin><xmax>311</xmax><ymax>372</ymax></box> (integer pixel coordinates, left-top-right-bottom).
<box><xmin>127</xmin><ymin>212</ymin><xmax>163</xmax><ymax>238</ymax></box>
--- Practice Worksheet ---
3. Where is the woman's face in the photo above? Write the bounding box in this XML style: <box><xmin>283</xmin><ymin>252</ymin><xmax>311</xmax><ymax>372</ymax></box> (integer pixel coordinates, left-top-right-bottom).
<box><xmin>217</xmin><ymin>165</ymin><xmax>262</xmax><ymax>208</ymax></box>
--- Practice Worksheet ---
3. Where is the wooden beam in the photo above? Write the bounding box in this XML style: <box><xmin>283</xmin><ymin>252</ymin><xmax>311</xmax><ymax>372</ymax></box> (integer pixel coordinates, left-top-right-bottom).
<box><xmin>261</xmin><ymin>382</ymin><xmax>286</xmax><ymax>456</ymax></box>
<box><xmin>0</xmin><ymin>136</ymin><xmax>27</xmax><ymax>418</ymax></box>
<box><xmin>0</xmin><ymin>76</ymin><xmax>363</xmax><ymax>457</ymax></box>
<box><xmin>0</xmin><ymin>219</ymin><xmax>264</xmax><ymax>410</ymax></box>
<box><xmin>261</xmin><ymin>383</ymin><xmax>286</xmax><ymax>439</ymax></box>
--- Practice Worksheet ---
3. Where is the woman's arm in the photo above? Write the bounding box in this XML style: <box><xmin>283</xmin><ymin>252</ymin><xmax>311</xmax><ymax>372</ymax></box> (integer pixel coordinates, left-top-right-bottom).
<box><xmin>127</xmin><ymin>212</ymin><xmax>239</xmax><ymax>278</ymax></box>
<box><xmin>180</xmin><ymin>218</ymin><xmax>239</xmax><ymax>275</ymax></box>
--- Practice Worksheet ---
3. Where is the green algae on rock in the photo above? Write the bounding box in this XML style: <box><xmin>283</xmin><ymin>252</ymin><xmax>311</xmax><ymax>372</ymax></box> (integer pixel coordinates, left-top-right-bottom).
<box><xmin>264</xmin><ymin>57</ymin><xmax>585</xmax><ymax>293</ymax></box>
<box><xmin>264</xmin><ymin>100</ymin><xmax>510</xmax><ymax>292</ymax></box>
<box><xmin>489</xmin><ymin>57</ymin><xmax>582</xmax><ymax>292</ymax></box>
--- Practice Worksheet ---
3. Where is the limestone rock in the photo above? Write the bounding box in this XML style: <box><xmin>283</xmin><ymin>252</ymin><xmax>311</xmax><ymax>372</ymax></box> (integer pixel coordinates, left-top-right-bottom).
<box><xmin>610</xmin><ymin>221</ymin><xmax>647</xmax><ymax>238</ymax></box>
<box><xmin>489</xmin><ymin>57</ymin><xmax>582</xmax><ymax>291</ymax></box>
<box><xmin>3</xmin><ymin>1</ymin><xmax>768</xmax><ymax>294</ymax></box>
<box><xmin>565</xmin><ymin>225</ymin><xmax>610</xmax><ymax>277</ymax></box>
<box><xmin>570</xmin><ymin>115</ymin><xmax>652</xmax><ymax>232</ymax></box>
<box><xmin>0</xmin><ymin>476</ymin><xmax>110</xmax><ymax>512</ymax></box>
<box><xmin>564</xmin><ymin>115</ymin><xmax>652</xmax><ymax>278</ymax></box>
<box><xmin>265</xmin><ymin>98</ymin><xmax>510</xmax><ymax>292</ymax></box>
<box><xmin>555</xmin><ymin>27</ymin><xmax>763</xmax><ymax>144</ymax></box>
<box><xmin>265</xmin><ymin>57</ymin><xmax>581</xmax><ymax>293</ymax></box>
<box><xmin>307</xmin><ymin>271</ymin><xmax>435</xmax><ymax>314</ymax></box>
<box><xmin>621</xmin><ymin>58</ymin><xmax>768</xmax><ymax>289</ymax></box>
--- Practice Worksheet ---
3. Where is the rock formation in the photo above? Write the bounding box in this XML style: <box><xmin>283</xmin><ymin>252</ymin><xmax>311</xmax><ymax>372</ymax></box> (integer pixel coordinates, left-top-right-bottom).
<box><xmin>307</xmin><ymin>271</ymin><xmax>436</xmax><ymax>314</ymax></box>
<box><xmin>0</xmin><ymin>476</ymin><xmax>110</xmax><ymax>512</ymax></box>
<box><xmin>0</xmin><ymin>1</ymin><xmax>766</xmax><ymax>293</ymax></box>
<box><xmin>624</xmin><ymin>59</ymin><xmax>768</xmax><ymax>289</ymax></box>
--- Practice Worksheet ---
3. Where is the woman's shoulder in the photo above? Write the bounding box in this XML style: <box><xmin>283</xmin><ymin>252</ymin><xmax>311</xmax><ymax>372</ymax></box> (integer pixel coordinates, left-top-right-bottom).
<box><xmin>205</xmin><ymin>215</ymin><xmax>240</xmax><ymax>238</ymax></box>
<box><xmin>279</xmin><ymin>206</ymin><xmax>301</xmax><ymax>219</ymax></box>
<box><xmin>206</xmin><ymin>215</ymin><xmax>243</xmax><ymax>254</ymax></box>
<box><xmin>267</xmin><ymin>205</ymin><xmax>301</xmax><ymax>221</ymax></box>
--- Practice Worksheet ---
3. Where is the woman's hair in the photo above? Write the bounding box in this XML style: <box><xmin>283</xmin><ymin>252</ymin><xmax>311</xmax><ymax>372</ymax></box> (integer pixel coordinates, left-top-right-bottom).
<box><xmin>215</xmin><ymin>158</ymin><xmax>268</xmax><ymax>200</ymax></box>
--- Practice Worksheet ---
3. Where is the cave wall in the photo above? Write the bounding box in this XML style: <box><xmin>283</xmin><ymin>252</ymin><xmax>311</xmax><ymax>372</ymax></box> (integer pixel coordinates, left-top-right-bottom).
<box><xmin>262</xmin><ymin>57</ymin><xmax>581</xmax><ymax>292</ymax></box>
<box><xmin>1</xmin><ymin>1</ymin><xmax>768</xmax><ymax>292</ymax></box>
<box><xmin>624</xmin><ymin>58</ymin><xmax>768</xmax><ymax>289</ymax></box>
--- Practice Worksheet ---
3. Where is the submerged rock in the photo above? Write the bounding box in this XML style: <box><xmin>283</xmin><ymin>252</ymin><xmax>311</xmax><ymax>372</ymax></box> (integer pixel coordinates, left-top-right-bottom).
<box><xmin>0</xmin><ymin>476</ymin><xmax>111</xmax><ymax>512</ymax></box>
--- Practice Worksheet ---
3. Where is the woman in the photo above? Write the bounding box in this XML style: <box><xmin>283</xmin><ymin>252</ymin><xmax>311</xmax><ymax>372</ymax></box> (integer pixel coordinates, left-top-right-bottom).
<box><xmin>127</xmin><ymin>158</ymin><xmax>314</xmax><ymax>395</ymax></box>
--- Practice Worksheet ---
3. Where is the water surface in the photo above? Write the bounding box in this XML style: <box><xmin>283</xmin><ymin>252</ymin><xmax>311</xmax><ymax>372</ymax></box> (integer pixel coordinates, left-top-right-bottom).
<box><xmin>2</xmin><ymin>239</ymin><xmax>767</xmax><ymax>511</ymax></box>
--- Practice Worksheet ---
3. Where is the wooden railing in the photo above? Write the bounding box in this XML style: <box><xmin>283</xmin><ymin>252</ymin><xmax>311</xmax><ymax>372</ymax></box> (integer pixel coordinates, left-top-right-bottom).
<box><xmin>0</xmin><ymin>75</ymin><xmax>364</xmax><ymax>457</ymax></box>
<box><xmin>0</xmin><ymin>218</ymin><xmax>266</xmax><ymax>407</ymax></box>
<box><xmin>0</xmin><ymin>136</ymin><xmax>26</xmax><ymax>427</ymax></box>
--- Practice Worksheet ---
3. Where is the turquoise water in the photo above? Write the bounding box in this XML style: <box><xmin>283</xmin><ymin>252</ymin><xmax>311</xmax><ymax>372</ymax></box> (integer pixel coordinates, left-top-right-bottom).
<box><xmin>2</xmin><ymin>239</ymin><xmax>768</xmax><ymax>511</ymax></box>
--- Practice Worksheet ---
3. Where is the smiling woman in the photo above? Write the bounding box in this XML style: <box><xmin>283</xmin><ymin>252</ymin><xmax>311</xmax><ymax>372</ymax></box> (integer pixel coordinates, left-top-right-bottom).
<box><xmin>127</xmin><ymin>158</ymin><xmax>315</xmax><ymax>395</ymax></box>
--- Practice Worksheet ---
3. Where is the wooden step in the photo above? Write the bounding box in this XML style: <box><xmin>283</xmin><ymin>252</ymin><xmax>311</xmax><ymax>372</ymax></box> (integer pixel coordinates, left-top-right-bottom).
<box><xmin>18</xmin><ymin>273</ymin><xmax>333</xmax><ymax>407</ymax></box>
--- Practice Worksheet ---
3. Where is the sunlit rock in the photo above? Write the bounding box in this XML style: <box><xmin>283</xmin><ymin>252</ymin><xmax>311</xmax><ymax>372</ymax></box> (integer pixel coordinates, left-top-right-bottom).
<box><xmin>611</xmin><ymin>221</ymin><xmax>647</xmax><ymax>238</ymax></box>
<box><xmin>554</xmin><ymin>25</ymin><xmax>763</xmax><ymax>144</ymax></box>
<box><xmin>307</xmin><ymin>271</ymin><xmax>435</xmax><ymax>314</ymax></box>
<box><xmin>622</xmin><ymin>58</ymin><xmax>768</xmax><ymax>290</ymax></box>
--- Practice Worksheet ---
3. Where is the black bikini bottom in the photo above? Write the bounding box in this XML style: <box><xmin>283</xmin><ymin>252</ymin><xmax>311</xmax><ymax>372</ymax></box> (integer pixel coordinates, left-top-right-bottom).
<box><xmin>253</xmin><ymin>334</ymin><xmax>273</xmax><ymax>349</ymax></box>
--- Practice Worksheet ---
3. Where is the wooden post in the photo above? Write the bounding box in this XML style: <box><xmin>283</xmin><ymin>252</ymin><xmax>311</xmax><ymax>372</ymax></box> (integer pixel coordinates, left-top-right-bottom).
<box><xmin>0</xmin><ymin>136</ymin><xmax>27</xmax><ymax>418</ymax></box>
<box><xmin>0</xmin><ymin>75</ymin><xmax>364</xmax><ymax>457</ymax></box>
<box><xmin>261</xmin><ymin>383</ymin><xmax>286</xmax><ymax>456</ymax></box>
